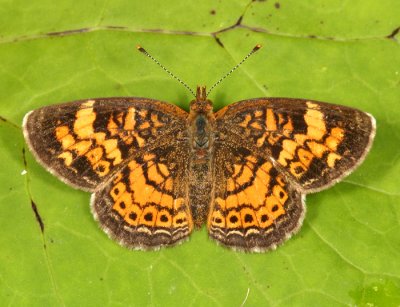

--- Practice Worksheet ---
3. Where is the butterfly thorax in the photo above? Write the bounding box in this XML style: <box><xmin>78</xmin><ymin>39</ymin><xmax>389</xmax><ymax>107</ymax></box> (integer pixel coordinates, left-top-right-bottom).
<box><xmin>188</xmin><ymin>86</ymin><xmax>215</xmax><ymax>162</ymax></box>
<box><xmin>187</xmin><ymin>86</ymin><xmax>216</xmax><ymax>227</ymax></box>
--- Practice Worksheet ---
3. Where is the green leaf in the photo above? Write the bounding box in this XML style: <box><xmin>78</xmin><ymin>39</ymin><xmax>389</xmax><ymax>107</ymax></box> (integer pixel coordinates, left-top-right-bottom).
<box><xmin>1</xmin><ymin>0</ymin><xmax>399</xmax><ymax>306</ymax></box>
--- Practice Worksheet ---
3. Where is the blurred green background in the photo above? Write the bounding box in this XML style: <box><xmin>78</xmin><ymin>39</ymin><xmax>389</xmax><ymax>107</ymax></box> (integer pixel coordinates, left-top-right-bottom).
<box><xmin>0</xmin><ymin>0</ymin><xmax>399</xmax><ymax>306</ymax></box>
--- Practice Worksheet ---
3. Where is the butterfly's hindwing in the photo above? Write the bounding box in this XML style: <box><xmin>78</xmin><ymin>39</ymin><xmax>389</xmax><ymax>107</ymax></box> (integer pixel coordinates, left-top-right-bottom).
<box><xmin>91</xmin><ymin>140</ymin><xmax>193</xmax><ymax>249</ymax></box>
<box><xmin>208</xmin><ymin>143</ymin><xmax>304</xmax><ymax>251</ymax></box>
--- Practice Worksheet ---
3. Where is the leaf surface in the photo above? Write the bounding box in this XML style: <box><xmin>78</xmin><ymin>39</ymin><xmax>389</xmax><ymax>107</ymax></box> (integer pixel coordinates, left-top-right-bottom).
<box><xmin>1</xmin><ymin>1</ymin><xmax>399</xmax><ymax>306</ymax></box>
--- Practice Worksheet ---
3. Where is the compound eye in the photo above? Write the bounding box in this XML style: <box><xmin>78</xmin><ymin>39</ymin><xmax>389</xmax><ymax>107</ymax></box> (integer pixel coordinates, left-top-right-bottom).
<box><xmin>189</xmin><ymin>100</ymin><xmax>196</xmax><ymax>109</ymax></box>
<box><xmin>207</xmin><ymin>101</ymin><xmax>213</xmax><ymax>110</ymax></box>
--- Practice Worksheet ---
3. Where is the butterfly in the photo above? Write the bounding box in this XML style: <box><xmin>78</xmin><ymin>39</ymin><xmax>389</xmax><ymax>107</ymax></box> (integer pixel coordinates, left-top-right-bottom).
<box><xmin>22</xmin><ymin>46</ymin><xmax>376</xmax><ymax>252</ymax></box>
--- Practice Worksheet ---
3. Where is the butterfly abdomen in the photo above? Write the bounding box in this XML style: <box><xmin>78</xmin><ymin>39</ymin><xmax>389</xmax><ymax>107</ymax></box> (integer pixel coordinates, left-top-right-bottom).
<box><xmin>188</xmin><ymin>162</ymin><xmax>214</xmax><ymax>228</ymax></box>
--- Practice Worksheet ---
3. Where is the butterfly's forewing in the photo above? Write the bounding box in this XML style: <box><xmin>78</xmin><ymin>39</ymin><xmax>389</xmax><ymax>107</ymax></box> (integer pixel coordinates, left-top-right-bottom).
<box><xmin>215</xmin><ymin>98</ymin><xmax>376</xmax><ymax>193</ymax></box>
<box><xmin>23</xmin><ymin>98</ymin><xmax>194</xmax><ymax>249</ymax></box>
<box><xmin>23</xmin><ymin>98</ymin><xmax>187</xmax><ymax>191</ymax></box>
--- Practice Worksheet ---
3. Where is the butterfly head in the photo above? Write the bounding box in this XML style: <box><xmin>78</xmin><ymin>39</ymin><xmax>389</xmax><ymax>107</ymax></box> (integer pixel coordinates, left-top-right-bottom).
<box><xmin>189</xmin><ymin>86</ymin><xmax>213</xmax><ymax>115</ymax></box>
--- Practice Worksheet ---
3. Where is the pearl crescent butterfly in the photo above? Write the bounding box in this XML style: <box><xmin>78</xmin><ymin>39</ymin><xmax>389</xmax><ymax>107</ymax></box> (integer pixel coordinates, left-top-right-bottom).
<box><xmin>22</xmin><ymin>46</ymin><xmax>376</xmax><ymax>252</ymax></box>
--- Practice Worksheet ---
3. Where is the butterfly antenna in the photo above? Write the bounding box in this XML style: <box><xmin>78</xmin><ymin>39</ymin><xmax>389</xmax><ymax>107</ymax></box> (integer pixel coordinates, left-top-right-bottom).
<box><xmin>137</xmin><ymin>45</ymin><xmax>196</xmax><ymax>97</ymax></box>
<box><xmin>206</xmin><ymin>44</ymin><xmax>262</xmax><ymax>97</ymax></box>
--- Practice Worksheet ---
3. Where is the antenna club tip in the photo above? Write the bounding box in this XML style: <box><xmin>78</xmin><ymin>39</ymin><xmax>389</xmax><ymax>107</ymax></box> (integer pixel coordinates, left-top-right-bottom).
<box><xmin>253</xmin><ymin>44</ymin><xmax>262</xmax><ymax>51</ymax></box>
<box><xmin>136</xmin><ymin>45</ymin><xmax>146</xmax><ymax>53</ymax></box>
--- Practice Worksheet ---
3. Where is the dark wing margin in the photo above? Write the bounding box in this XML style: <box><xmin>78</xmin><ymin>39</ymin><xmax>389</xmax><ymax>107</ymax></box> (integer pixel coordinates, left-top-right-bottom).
<box><xmin>215</xmin><ymin>98</ymin><xmax>376</xmax><ymax>193</ymax></box>
<box><xmin>23</xmin><ymin>97</ymin><xmax>188</xmax><ymax>192</ymax></box>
